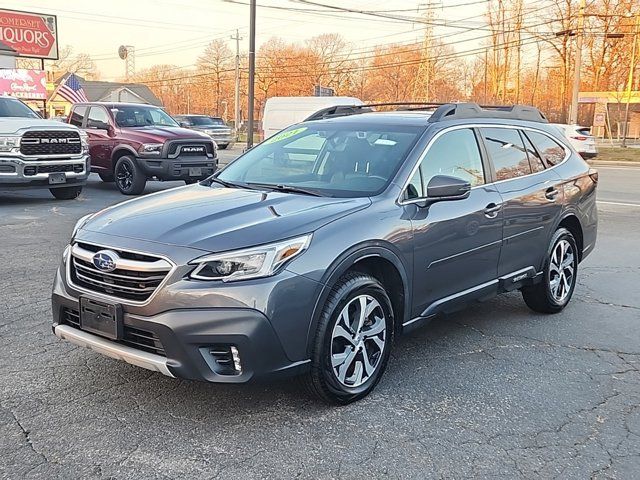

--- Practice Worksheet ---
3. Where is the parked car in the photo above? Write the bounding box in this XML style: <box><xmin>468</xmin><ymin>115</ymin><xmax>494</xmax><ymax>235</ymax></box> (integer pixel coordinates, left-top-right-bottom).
<box><xmin>68</xmin><ymin>102</ymin><xmax>217</xmax><ymax>195</ymax></box>
<box><xmin>174</xmin><ymin>114</ymin><xmax>235</xmax><ymax>149</ymax></box>
<box><xmin>553</xmin><ymin>123</ymin><xmax>597</xmax><ymax>158</ymax></box>
<box><xmin>262</xmin><ymin>96</ymin><xmax>363</xmax><ymax>140</ymax></box>
<box><xmin>0</xmin><ymin>95</ymin><xmax>90</xmax><ymax>199</ymax></box>
<box><xmin>52</xmin><ymin>102</ymin><xmax>598</xmax><ymax>404</ymax></box>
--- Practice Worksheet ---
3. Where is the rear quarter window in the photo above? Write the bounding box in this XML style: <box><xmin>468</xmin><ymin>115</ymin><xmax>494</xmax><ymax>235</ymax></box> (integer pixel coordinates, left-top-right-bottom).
<box><xmin>526</xmin><ymin>131</ymin><xmax>567</xmax><ymax>166</ymax></box>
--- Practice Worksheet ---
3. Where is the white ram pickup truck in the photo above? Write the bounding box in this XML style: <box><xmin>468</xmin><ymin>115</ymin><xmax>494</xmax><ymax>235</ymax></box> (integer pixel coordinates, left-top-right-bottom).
<box><xmin>0</xmin><ymin>96</ymin><xmax>90</xmax><ymax>199</ymax></box>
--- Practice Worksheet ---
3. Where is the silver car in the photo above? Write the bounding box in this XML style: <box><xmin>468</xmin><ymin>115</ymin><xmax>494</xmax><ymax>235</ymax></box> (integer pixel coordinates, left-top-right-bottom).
<box><xmin>174</xmin><ymin>115</ymin><xmax>235</xmax><ymax>149</ymax></box>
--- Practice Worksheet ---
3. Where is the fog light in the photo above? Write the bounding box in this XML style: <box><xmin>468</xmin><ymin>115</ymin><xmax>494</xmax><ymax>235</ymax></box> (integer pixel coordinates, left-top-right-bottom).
<box><xmin>231</xmin><ymin>346</ymin><xmax>242</xmax><ymax>373</ymax></box>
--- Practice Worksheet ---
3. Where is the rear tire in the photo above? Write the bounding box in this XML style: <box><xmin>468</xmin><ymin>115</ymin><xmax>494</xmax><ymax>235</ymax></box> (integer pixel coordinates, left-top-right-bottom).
<box><xmin>115</xmin><ymin>155</ymin><xmax>146</xmax><ymax>195</ymax></box>
<box><xmin>218</xmin><ymin>144</ymin><xmax>229</xmax><ymax>150</ymax></box>
<box><xmin>98</xmin><ymin>171</ymin><xmax>114</xmax><ymax>183</ymax></box>
<box><xmin>522</xmin><ymin>228</ymin><xmax>578</xmax><ymax>313</ymax></box>
<box><xmin>305</xmin><ymin>272</ymin><xmax>394</xmax><ymax>404</ymax></box>
<box><xmin>49</xmin><ymin>186</ymin><xmax>82</xmax><ymax>200</ymax></box>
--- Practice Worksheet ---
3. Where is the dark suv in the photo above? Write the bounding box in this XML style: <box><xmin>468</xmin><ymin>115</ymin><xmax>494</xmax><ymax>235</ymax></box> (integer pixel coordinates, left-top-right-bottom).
<box><xmin>52</xmin><ymin>103</ymin><xmax>598</xmax><ymax>404</ymax></box>
<box><xmin>174</xmin><ymin>114</ymin><xmax>235</xmax><ymax>149</ymax></box>
<box><xmin>69</xmin><ymin>103</ymin><xmax>217</xmax><ymax>195</ymax></box>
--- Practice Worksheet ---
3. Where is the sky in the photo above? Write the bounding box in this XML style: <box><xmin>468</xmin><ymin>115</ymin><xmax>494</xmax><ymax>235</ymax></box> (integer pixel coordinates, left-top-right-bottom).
<box><xmin>2</xmin><ymin>0</ymin><xmax>490</xmax><ymax>80</ymax></box>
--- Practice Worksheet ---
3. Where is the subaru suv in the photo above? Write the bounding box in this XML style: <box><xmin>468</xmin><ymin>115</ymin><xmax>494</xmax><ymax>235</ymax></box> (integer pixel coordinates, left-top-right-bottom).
<box><xmin>68</xmin><ymin>103</ymin><xmax>217</xmax><ymax>195</ymax></box>
<box><xmin>52</xmin><ymin>103</ymin><xmax>598</xmax><ymax>404</ymax></box>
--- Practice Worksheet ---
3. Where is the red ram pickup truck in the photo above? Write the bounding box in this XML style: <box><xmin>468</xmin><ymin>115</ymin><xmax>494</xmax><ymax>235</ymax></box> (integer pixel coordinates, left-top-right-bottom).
<box><xmin>68</xmin><ymin>102</ymin><xmax>217</xmax><ymax>195</ymax></box>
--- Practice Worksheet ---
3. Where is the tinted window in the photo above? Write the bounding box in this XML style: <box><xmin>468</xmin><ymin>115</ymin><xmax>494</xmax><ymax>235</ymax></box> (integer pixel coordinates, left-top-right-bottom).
<box><xmin>218</xmin><ymin>124</ymin><xmax>422</xmax><ymax>197</ymax></box>
<box><xmin>481</xmin><ymin>127</ymin><xmax>531</xmax><ymax>181</ymax></box>
<box><xmin>521</xmin><ymin>131</ymin><xmax>546</xmax><ymax>173</ymax></box>
<box><xmin>0</xmin><ymin>98</ymin><xmax>40</xmax><ymax>118</ymax></box>
<box><xmin>87</xmin><ymin>107</ymin><xmax>110</xmax><ymax>128</ymax></box>
<box><xmin>419</xmin><ymin>128</ymin><xmax>485</xmax><ymax>188</ymax></box>
<box><xmin>527</xmin><ymin>131</ymin><xmax>566</xmax><ymax>166</ymax></box>
<box><xmin>112</xmin><ymin>105</ymin><xmax>178</xmax><ymax>127</ymax></box>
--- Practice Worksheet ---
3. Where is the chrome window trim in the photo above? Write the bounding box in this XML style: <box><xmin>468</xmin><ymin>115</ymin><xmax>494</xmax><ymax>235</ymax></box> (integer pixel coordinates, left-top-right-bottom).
<box><xmin>397</xmin><ymin>123</ymin><xmax>570</xmax><ymax>206</ymax></box>
<box><xmin>66</xmin><ymin>241</ymin><xmax>177</xmax><ymax>307</ymax></box>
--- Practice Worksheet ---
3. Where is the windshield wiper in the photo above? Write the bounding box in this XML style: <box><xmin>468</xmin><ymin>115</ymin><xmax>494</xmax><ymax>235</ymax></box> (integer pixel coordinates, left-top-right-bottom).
<box><xmin>208</xmin><ymin>177</ymin><xmax>252</xmax><ymax>189</ymax></box>
<box><xmin>246</xmin><ymin>182</ymin><xmax>324</xmax><ymax>197</ymax></box>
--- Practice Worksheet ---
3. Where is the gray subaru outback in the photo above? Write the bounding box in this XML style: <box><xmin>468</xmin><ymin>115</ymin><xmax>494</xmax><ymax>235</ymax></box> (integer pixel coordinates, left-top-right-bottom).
<box><xmin>52</xmin><ymin>103</ymin><xmax>598</xmax><ymax>404</ymax></box>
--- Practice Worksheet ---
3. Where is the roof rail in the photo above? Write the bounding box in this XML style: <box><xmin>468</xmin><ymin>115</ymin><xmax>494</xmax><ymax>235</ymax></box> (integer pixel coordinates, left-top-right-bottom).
<box><xmin>427</xmin><ymin>102</ymin><xmax>548</xmax><ymax>123</ymax></box>
<box><xmin>303</xmin><ymin>104</ymin><xmax>373</xmax><ymax>121</ymax></box>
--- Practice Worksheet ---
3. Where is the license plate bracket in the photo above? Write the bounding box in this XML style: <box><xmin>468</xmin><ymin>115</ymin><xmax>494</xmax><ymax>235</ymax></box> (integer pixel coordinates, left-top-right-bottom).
<box><xmin>48</xmin><ymin>172</ymin><xmax>66</xmax><ymax>184</ymax></box>
<box><xmin>79</xmin><ymin>297</ymin><xmax>123</xmax><ymax>340</ymax></box>
<box><xmin>188</xmin><ymin>167</ymin><xmax>202</xmax><ymax>177</ymax></box>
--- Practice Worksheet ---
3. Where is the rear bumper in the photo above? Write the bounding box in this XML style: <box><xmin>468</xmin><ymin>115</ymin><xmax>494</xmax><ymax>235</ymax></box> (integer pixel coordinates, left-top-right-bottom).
<box><xmin>136</xmin><ymin>155</ymin><xmax>217</xmax><ymax>180</ymax></box>
<box><xmin>52</xmin><ymin>292</ymin><xmax>310</xmax><ymax>383</ymax></box>
<box><xmin>0</xmin><ymin>154</ymin><xmax>90</xmax><ymax>188</ymax></box>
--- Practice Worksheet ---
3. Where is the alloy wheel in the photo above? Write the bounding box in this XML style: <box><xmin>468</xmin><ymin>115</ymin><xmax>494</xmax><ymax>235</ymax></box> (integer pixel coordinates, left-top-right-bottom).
<box><xmin>116</xmin><ymin>162</ymin><xmax>133</xmax><ymax>191</ymax></box>
<box><xmin>549</xmin><ymin>239</ymin><xmax>575</xmax><ymax>303</ymax></box>
<box><xmin>330</xmin><ymin>294</ymin><xmax>386</xmax><ymax>388</ymax></box>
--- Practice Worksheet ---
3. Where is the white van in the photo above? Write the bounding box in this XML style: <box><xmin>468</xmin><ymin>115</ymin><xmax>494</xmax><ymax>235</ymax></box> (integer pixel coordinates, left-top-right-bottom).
<box><xmin>261</xmin><ymin>96</ymin><xmax>363</xmax><ymax>140</ymax></box>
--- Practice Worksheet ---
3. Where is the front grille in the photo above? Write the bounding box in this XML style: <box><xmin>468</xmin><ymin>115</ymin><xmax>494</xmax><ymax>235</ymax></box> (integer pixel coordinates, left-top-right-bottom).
<box><xmin>62</xmin><ymin>308</ymin><xmax>166</xmax><ymax>356</ymax></box>
<box><xmin>70</xmin><ymin>243</ymin><xmax>172</xmax><ymax>302</ymax></box>
<box><xmin>23</xmin><ymin>164</ymin><xmax>84</xmax><ymax>175</ymax></box>
<box><xmin>20</xmin><ymin>130</ymin><xmax>82</xmax><ymax>156</ymax></box>
<box><xmin>167</xmin><ymin>140</ymin><xmax>214</xmax><ymax>156</ymax></box>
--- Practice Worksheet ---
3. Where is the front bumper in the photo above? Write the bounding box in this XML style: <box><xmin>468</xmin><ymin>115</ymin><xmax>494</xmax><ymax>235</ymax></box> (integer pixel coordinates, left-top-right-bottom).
<box><xmin>208</xmin><ymin>134</ymin><xmax>235</xmax><ymax>145</ymax></box>
<box><xmin>0</xmin><ymin>154</ymin><xmax>90</xmax><ymax>188</ymax></box>
<box><xmin>136</xmin><ymin>155</ymin><xmax>217</xmax><ymax>181</ymax></box>
<box><xmin>52</xmin><ymin>293</ymin><xmax>308</xmax><ymax>382</ymax></box>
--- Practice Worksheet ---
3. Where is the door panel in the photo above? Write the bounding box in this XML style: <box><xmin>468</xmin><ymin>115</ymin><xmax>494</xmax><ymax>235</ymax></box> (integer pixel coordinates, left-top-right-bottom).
<box><xmin>410</xmin><ymin>186</ymin><xmax>503</xmax><ymax>316</ymax></box>
<box><xmin>85</xmin><ymin>106</ymin><xmax>114</xmax><ymax>173</ymax></box>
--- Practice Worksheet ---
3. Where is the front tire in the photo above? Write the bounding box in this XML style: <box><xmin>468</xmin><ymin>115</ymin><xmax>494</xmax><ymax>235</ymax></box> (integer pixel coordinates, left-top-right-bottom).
<box><xmin>115</xmin><ymin>156</ymin><xmax>146</xmax><ymax>195</ymax></box>
<box><xmin>98</xmin><ymin>171</ymin><xmax>114</xmax><ymax>183</ymax></box>
<box><xmin>522</xmin><ymin>227</ymin><xmax>578</xmax><ymax>313</ymax></box>
<box><xmin>305</xmin><ymin>272</ymin><xmax>394</xmax><ymax>404</ymax></box>
<box><xmin>49</xmin><ymin>186</ymin><xmax>82</xmax><ymax>200</ymax></box>
<box><xmin>218</xmin><ymin>144</ymin><xmax>229</xmax><ymax>150</ymax></box>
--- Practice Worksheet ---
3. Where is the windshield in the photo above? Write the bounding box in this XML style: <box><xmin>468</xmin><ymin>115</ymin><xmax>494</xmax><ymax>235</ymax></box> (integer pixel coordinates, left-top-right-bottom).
<box><xmin>217</xmin><ymin>123</ymin><xmax>422</xmax><ymax>198</ymax></box>
<box><xmin>188</xmin><ymin>116</ymin><xmax>225</xmax><ymax>126</ymax></box>
<box><xmin>0</xmin><ymin>98</ymin><xmax>41</xmax><ymax>118</ymax></box>
<box><xmin>112</xmin><ymin>105</ymin><xmax>178</xmax><ymax>128</ymax></box>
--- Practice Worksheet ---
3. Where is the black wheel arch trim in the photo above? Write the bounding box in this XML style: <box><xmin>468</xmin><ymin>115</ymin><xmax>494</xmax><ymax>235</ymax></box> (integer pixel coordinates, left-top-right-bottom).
<box><xmin>111</xmin><ymin>145</ymin><xmax>139</xmax><ymax>164</ymax></box>
<box><xmin>304</xmin><ymin>241</ymin><xmax>412</xmax><ymax>358</ymax></box>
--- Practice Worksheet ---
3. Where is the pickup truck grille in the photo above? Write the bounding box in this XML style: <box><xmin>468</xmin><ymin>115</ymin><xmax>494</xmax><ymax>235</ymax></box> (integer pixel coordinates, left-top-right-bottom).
<box><xmin>20</xmin><ymin>130</ymin><xmax>82</xmax><ymax>156</ymax></box>
<box><xmin>69</xmin><ymin>243</ymin><xmax>172</xmax><ymax>303</ymax></box>
<box><xmin>62</xmin><ymin>308</ymin><xmax>166</xmax><ymax>356</ymax></box>
<box><xmin>167</xmin><ymin>140</ymin><xmax>214</xmax><ymax>156</ymax></box>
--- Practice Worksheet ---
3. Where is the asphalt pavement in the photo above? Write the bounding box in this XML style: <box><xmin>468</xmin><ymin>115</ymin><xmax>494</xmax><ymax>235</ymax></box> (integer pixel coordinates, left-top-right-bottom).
<box><xmin>0</xmin><ymin>156</ymin><xmax>639</xmax><ymax>479</ymax></box>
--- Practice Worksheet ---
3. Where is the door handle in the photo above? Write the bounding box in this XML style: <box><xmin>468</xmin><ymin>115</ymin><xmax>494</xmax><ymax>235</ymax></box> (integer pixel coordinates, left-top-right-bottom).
<box><xmin>545</xmin><ymin>187</ymin><xmax>560</xmax><ymax>201</ymax></box>
<box><xmin>484</xmin><ymin>203</ymin><xmax>501</xmax><ymax>218</ymax></box>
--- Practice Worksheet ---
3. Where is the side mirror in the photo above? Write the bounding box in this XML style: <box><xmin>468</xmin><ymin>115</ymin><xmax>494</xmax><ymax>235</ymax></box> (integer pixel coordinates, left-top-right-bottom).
<box><xmin>179</xmin><ymin>121</ymin><xmax>189</xmax><ymax>128</ymax></box>
<box><xmin>426</xmin><ymin>175</ymin><xmax>471</xmax><ymax>201</ymax></box>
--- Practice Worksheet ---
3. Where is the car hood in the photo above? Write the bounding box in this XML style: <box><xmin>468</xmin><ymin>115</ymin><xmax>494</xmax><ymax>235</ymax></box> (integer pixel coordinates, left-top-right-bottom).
<box><xmin>82</xmin><ymin>185</ymin><xmax>371</xmax><ymax>253</ymax></box>
<box><xmin>117</xmin><ymin>126</ymin><xmax>211</xmax><ymax>144</ymax></box>
<box><xmin>1</xmin><ymin>118</ymin><xmax>80</xmax><ymax>134</ymax></box>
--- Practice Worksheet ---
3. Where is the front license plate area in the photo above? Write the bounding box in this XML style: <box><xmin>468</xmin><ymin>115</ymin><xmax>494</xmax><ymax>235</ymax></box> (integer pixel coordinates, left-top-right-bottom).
<box><xmin>79</xmin><ymin>297</ymin><xmax>123</xmax><ymax>340</ymax></box>
<box><xmin>48</xmin><ymin>173</ymin><xmax>66</xmax><ymax>184</ymax></box>
<box><xmin>188</xmin><ymin>167</ymin><xmax>202</xmax><ymax>177</ymax></box>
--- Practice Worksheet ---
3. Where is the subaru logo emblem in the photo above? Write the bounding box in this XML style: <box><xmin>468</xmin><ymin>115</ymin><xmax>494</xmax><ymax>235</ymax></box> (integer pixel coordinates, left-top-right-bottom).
<box><xmin>92</xmin><ymin>250</ymin><xmax>118</xmax><ymax>272</ymax></box>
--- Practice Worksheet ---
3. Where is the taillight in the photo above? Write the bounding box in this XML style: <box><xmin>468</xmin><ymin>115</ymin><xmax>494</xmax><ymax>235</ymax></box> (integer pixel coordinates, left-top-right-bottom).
<box><xmin>588</xmin><ymin>168</ymin><xmax>599</xmax><ymax>184</ymax></box>
<box><xmin>571</xmin><ymin>136</ymin><xmax>588</xmax><ymax>141</ymax></box>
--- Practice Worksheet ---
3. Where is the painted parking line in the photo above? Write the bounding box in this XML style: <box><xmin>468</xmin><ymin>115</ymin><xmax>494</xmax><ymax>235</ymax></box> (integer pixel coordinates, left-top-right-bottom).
<box><xmin>597</xmin><ymin>200</ymin><xmax>640</xmax><ymax>207</ymax></box>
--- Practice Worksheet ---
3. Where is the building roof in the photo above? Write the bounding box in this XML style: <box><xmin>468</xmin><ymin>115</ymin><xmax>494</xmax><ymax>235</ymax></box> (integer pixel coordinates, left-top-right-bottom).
<box><xmin>54</xmin><ymin>73</ymin><xmax>162</xmax><ymax>106</ymax></box>
<box><xmin>0</xmin><ymin>40</ymin><xmax>18</xmax><ymax>56</ymax></box>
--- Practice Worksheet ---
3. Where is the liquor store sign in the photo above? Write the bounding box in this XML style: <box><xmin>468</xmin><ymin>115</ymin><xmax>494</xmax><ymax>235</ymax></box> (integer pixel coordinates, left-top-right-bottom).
<box><xmin>0</xmin><ymin>9</ymin><xmax>58</xmax><ymax>60</ymax></box>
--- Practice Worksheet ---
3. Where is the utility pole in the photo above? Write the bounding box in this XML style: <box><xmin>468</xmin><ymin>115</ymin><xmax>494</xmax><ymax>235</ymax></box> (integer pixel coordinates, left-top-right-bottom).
<box><xmin>484</xmin><ymin>47</ymin><xmax>488</xmax><ymax>104</ymax></box>
<box><xmin>247</xmin><ymin>0</ymin><xmax>256</xmax><ymax>149</ymax></box>
<box><xmin>622</xmin><ymin>13</ymin><xmax>639</xmax><ymax>148</ymax></box>
<box><xmin>231</xmin><ymin>29</ymin><xmax>243</xmax><ymax>139</ymax></box>
<box><xmin>569</xmin><ymin>0</ymin><xmax>586</xmax><ymax>124</ymax></box>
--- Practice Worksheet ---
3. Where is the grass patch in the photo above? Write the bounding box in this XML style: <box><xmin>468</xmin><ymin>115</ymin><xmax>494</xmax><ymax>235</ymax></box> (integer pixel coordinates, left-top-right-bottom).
<box><xmin>596</xmin><ymin>147</ymin><xmax>640</xmax><ymax>162</ymax></box>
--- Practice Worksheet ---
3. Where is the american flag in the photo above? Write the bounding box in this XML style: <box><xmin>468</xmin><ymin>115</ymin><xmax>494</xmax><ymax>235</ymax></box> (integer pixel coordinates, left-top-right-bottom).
<box><xmin>55</xmin><ymin>73</ymin><xmax>89</xmax><ymax>104</ymax></box>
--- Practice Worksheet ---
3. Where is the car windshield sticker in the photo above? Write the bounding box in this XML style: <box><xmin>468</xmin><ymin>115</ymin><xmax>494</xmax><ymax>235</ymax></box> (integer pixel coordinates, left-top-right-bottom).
<box><xmin>264</xmin><ymin>127</ymin><xmax>308</xmax><ymax>145</ymax></box>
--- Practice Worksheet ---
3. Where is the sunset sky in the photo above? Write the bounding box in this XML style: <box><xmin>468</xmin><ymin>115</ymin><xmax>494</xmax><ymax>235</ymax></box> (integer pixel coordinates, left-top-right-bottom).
<box><xmin>2</xmin><ymin>0</ymin><xmax>489</xmax><ymax>80</ymax></box>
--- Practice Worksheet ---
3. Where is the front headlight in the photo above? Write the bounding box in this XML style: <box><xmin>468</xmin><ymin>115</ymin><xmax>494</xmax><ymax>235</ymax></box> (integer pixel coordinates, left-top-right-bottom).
<box><xmin>79</xmin><ymin>130</ymin><xmax>89</xmax><ymax>154</ymax></box>
<box><xmin>0</xmin><ymin>136</ymin><xmax>20</xmax><ymax>152</ymax></box>
<box><xmin>71</xmin><ymin>213</ymin><xmax>93</xmax><ymax>239</ymax></box>
<box><xmin>138</xmin><ymin>143</ymin><xmax>163</xmax><ymax>156</ymax></box>
<box><xmin>189</xmin><ymin>234</ymin><xmax>312</xmax><ymax>282</ymax></box>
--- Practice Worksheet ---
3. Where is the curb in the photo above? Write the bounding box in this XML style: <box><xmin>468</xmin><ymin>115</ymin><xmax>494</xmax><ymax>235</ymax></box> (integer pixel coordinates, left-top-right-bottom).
<box><xmin>587</xmin><ymin>161</ymin><xmax>640</xmax><ymax>167</ymax></box>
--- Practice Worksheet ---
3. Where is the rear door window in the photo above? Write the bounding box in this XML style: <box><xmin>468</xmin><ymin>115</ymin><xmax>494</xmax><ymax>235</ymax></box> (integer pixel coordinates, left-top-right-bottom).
<box><xmin>87</xmin><ymin>106</ymin><xmax>110</xmax><ymax>129</ymax></box>
<box><xmin>480</xmin><ymin>127</ymin><xmax>532</xmax><ymax>181</ymax></box>
<box><xmin>69</xmin><ymin>106</ymin><xmax>87</xmax><ymax>127</ymax></box>
<box><xmin>526</xmin><ymin>131</ymin><xmax>567</xmax><ymax>166</ymax></box>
